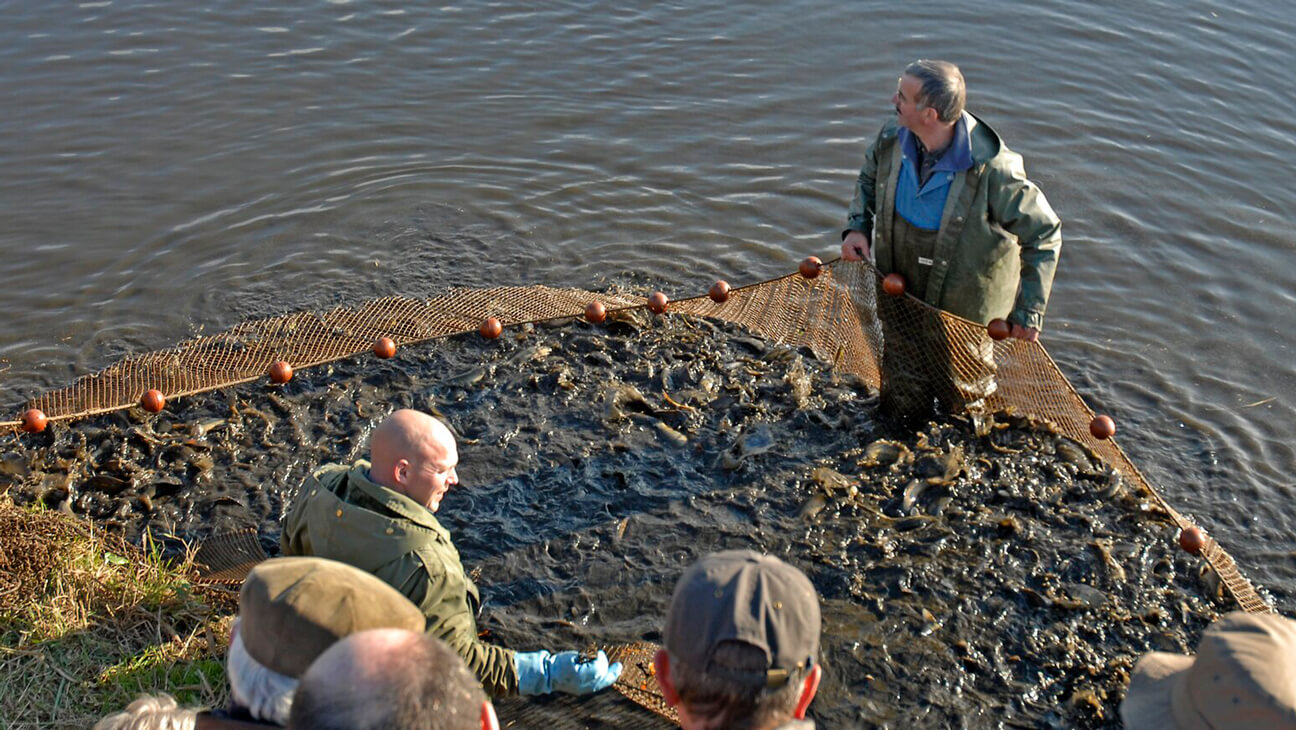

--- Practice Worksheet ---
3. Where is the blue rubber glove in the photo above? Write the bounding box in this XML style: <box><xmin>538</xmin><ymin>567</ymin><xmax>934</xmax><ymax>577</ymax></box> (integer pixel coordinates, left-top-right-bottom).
<box><xmin>515</xmin><ymin>649</ymin><xmax>622</xmax><ymax>696</ymax></box>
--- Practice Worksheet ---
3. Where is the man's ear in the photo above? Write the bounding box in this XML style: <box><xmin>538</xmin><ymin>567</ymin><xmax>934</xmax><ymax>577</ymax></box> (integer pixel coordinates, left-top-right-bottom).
<box><xmin>793</xmin><ymin>664</ymin><xmax>821</xmax><ymax>719</ymax></box>
<box><xmin>480</xmin><ymin>699</ymin><xmax>499</xmax><ymax>730</ymax></box>
<box><xmin>392</xmin><ymin>458</ymin><xmax>411</xmax><ymax>487</ymax></box>
<box><xmin>653</xmin><ymin>649</ymin><xmax>680</xmax><ymax>707</ymax></box>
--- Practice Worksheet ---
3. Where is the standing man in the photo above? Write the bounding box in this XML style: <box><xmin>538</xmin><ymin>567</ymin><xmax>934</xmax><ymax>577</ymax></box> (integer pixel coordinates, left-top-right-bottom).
<box><xmin>281</xmin><ymin>409</ymin><xmax>621</xmax><ymax>698</ymax></box>
<box><xmin>841</xmin><ymin>59</ymin><xmax>1062</xmax><ymax>423</ymax></box>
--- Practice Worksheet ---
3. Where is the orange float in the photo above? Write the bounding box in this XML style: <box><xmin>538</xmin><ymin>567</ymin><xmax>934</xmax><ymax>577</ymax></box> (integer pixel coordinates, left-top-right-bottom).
<box><xmin>1179</xmin><ymin>526</ymin><xmax>1206</xmax><ymax>555</ymax></box>
<box><xmin>269</xmin><ymin>361</ymin><xmax>294</xmax><ymax>384</ymax></box>
<box><xmin>479</xmin><ymin>317</ymin><xmax>502</xmax><ymax>339</ymax></box>
<box><xmin>1089</xmin><ymin>415</ymin><xmax>1116</xmax><ymax>440</ymax></box>
<box><xmin>987</xmin><ymin>318</ymin><xmax>1011</xmax><ymax>341</ymax></box>
<box><xmin>373</xmin><ymin>337</ymin><xmax>397</xmax><ymax>359</ymax></box>
<box><xmin>882</xmin><ymin>273</ymin><xmax>906</xmax><ymax>297</ymax></box>
<box><xmin>21</xmin><ymin>408</ymin><xmax>48</xmax><ymax>434</ymax></box>
<box><xmin>648</xmin><ymin>292</ymin><xmax>669</xmax><ymax>314</ymax></box>
<box><xmin>585</xmin><ymin>301</ymin><xmax>607</xmax><ymax>324</ymax></box>
<box><xmin>709</xmin><ymin>280</ymin><xmax>731</xmax><ymax>303</ymax></box>
<box><xmin>141</xmin><ymin>389</ymin><xmax>166</xmax><ymax>413</ymax></box>
<box><xmin>799</xmin><ymin>256</ymin><xmax>822</xmax><ymax>279</ymax></box>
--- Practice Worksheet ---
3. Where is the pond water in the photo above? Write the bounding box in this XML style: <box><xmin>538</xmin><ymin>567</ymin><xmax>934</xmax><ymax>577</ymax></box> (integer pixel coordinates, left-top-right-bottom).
<box><xmin>2</xmin><ymin>0</ymin><xmax>1294</xmax><ymax>721</ymax></box>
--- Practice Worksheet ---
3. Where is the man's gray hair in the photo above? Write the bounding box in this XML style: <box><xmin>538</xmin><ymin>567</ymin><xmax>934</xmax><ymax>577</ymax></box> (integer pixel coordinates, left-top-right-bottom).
<box><xmin>93</xmin><ymin>694</ymin><xmax>196</xmax><ymax>730</ymax></box>
<box><xmin>227</xmin><ymin>626</ymin><xmax>298</xmax><ymax>725</ymax></box>
<box><xmin>287</xmin><ymin>630</ymin><xmax>485</xmax><ymax>730</ymax></box>
<box><xmin>904</xmin><ymin>59</ymin><xmax>965</xmax><ymax>123</ymax></box>
<box><xmin>668</xmin><ymin>641</ymin><xmax>809</xmax><ymax>730</ymax></box>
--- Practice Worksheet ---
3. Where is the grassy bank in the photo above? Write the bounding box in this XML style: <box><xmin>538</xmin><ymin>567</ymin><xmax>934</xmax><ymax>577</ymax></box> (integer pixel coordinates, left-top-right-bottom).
<box><xmin>0</xmin><ymin>497</ymin><xmax>236</xmax><ymax>728</ymax></box>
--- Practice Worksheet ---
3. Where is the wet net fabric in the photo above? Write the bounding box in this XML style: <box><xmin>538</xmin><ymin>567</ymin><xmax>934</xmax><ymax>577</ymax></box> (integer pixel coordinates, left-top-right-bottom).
<box><xmin>1</xmin><ymin>259</ymin><xmax>1272</xmax><ymax>721</ymax></box>
<box><xmin>492</xmin><ymin>642</ymin><xmax>678</xmax><ymax>728</ymax></box>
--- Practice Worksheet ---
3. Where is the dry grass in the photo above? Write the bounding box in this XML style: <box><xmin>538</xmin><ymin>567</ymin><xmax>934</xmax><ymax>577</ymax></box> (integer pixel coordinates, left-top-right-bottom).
<box><xmin>0</xmin><ymin>497</ymin><xmax>237</xmax><ymax>728</ymax></box>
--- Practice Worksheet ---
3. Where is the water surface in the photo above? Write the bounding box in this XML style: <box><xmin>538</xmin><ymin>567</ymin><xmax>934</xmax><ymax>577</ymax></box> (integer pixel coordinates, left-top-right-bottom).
<box><xmin>2</xmin><ymin>0</ymin><xmax>1293</xmax><ymax>604</ymax></box>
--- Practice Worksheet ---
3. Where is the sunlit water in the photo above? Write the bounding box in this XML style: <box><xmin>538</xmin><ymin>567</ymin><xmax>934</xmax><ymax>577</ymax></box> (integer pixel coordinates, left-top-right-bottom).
<box><xmin>2</xmin><ymin>0</ymin><xmax>1293</xmax><ymax>612</ymax></box>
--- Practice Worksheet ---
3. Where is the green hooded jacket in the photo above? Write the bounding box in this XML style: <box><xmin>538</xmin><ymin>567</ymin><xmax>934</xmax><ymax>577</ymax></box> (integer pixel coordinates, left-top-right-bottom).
<box><xmin>846</xmin><ymin>112</ymin><xmax>1062</xmax><ymax>330</ymax></box>
<box><xmin>280</xmin><ymin>461</ymin><xmax>518</xmax><ymax>696</ymax></box>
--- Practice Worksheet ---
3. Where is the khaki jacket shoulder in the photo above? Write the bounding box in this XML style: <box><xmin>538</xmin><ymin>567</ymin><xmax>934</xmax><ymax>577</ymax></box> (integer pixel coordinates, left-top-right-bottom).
<box><xmin>281</xmin><ymin>461</ymin><xmax>519</xmax><ymax>696</ymax></box>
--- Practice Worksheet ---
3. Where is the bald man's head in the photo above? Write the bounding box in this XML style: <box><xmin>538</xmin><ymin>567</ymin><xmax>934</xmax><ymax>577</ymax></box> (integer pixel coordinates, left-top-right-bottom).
<box><xmin>368</xmin><ymin>410</ymin><xmax>459</xmax><ymax>512</ymax></box>
<box><xmin>288</xmin><ymin>629</ymin><xmax>495</xmax><ymax>730</ymax></box>
<box><xmin>309</xmin><ymin>628</ymin><xmax>414</xmax><ymax>688</ymax></box>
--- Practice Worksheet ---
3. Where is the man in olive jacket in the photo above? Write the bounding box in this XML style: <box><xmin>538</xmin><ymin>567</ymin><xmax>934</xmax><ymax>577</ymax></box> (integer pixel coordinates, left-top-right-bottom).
<box><xmin>281</xmin><ymin>409</ymin><xmax>621</xmax><ymax>698</ymax></box>
<box><xmin>841</xmin><ymin>59</ymin><xmax>1061</xmax><ymax>423</ymax></box>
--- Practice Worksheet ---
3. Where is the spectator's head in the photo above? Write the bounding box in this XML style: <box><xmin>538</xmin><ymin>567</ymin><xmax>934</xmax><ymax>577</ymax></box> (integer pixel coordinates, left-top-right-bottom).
<box><xmin>1121</xmin><ymin>611</ymin><xmax>1296</xmax><ymax>729</ymax></box>
<box><xmin>369</xmin><ymin>409</ymin><xmax>460</xmax><ymax>512</ymax></box>
<box><xmin>229</xmin><ymin>557</ymin><xmax>426</xmax><ymax>725</ymax></box>
<box><xmin>654</xmin><ymin>550</ymin><xmax>822</xmax><ymax>730</ymax></box>
<box><xmin>287</xmin><ymin>629</ymin><xmax>499</xmax><ymax>730</ymax></box>
<box><xmin>93</xmin><ymin>694</ymin><xmax>196</xmax><ymax>730</ymax></box>
<box><xmin>897</xmin><ymin>59</ymin><xmax>965</xmax><ymax>125</ymax></box>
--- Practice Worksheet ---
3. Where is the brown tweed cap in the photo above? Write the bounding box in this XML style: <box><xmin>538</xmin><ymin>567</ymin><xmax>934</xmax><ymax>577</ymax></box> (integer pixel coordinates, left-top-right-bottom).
<box><xmin>238</xmin><ymin>556</ymin><xmax>425</xmax><ymax>677</ymax></box>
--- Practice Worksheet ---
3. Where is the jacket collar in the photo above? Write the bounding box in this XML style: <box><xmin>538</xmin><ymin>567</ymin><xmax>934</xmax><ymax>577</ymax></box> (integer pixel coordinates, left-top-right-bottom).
<box><xmin>897</xmin><ymin>111</ymin><xmax>975</xmax><ymax>174</ymax></box>
<box><xmin>346</xmin><ymin>461</ymin><xmax>448</xmax><ymax>536</ymax></box>
<box><xmin>963</xmin><ymin>111</ymin><xmax>1005</xmax><ymax>164</ymax></box>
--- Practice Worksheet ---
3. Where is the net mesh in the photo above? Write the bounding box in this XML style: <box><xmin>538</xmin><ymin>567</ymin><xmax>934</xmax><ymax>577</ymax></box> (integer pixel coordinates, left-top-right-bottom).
<box><xmin>0</xmin><ymin>258</ymin><xmax>1272</xmax><ymax>720</ymax></box>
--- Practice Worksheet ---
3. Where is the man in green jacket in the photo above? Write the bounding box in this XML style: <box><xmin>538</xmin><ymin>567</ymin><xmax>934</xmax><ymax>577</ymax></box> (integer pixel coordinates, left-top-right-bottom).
<box><xmin>281</xmin><ymin>409</ymin><xmax>621</xmax><ymax>698</ymax></box>
<box><xmin>841</xmin><ymin>59</ymin><xmax>1062</xmax><ymax>424</ymax></box>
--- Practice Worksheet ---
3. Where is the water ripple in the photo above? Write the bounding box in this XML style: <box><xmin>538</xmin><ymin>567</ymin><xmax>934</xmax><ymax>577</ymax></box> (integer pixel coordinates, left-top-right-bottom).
<box><xmin>1</xmin><ymin>0</ymin><xmax>1295</xmax><ymax>599</ymax></box>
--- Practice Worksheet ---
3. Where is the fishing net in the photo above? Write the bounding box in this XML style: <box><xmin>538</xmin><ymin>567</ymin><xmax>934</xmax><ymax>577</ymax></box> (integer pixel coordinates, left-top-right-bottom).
<box><xmin>0</xmin><ymin>258</ymin><xmax>1271</xmax><ymax>724</ymax></box>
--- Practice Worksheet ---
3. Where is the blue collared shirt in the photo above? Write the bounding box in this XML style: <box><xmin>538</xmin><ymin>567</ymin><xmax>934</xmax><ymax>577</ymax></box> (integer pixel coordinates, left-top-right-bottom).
<box><xmin>894</xmin><ymin>113</ymin><xmax>974</xmax><ymax>231</ymax></box>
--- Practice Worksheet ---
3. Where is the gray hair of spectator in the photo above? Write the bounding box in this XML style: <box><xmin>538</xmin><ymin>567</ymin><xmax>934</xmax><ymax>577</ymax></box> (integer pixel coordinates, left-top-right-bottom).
<box><xmin>227</xmin><ymin>626</ymin><xmax>298</xmax><ymax>725</ymax></box>
<box><xmin>92</xmin><ymin>694</ymin><xmax>196</xmax><ymax>730</ymax></box>
<box><xmin>667</xmin><ymin>641</ymin><xmax>810</xmax><ymax>730</ymax></box>
<box><xmin>903</xmin><ymin>59</ymin><xmax>965</xmax><ymax>123</ymax></box>
<box><xmin>287</xmin><ymin>629</ymin><xmax>486</xmax><ymax>730</ymax></box>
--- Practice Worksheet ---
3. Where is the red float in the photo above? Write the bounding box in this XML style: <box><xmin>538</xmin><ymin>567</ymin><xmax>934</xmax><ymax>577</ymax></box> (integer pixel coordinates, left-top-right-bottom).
<box><xmin>1089</xmin><ymin>415</ymin><xmax>1116</xmax><ymax>440</ymax></box>
<box><xmin>882</xmin><ymin>273</ymin><xmax>906</xmax><ymax>297</ymax></box>
<box><xmin>269</xmin><ymin>361</ymin><xmax>294</xmax><ymax>384</ymax></box>
<box><xmin>987</xmin><ymin>318</ymin><xmax>1011</xmax><ymax>341</ymax></box>
<box><xmin>21</xmin><ymin>408</ymin><xmax>48</xmax><ymax>434</ymax></box>
<box><xmin>648</xmin><ymin>292</ymin><xmax>669</xmax><ymax>314</ymax></box>
<box><xmin>709</xmin><ymin>280</ymin><xmax>731</xmax><ymax>303</ymax></box>
<box><xmin>1179</xmin><ymin>526</ymin><xmax>1206</xmax><ymax>555</ymax></box>
<box><xmin>373</xmin><ymin>337</ymin><xmax>397</xmax><ymax>359</ymax></box>
<box><xmin>141</xmin><ymin>389</ymin><xmax>166</xmax><ymax>413</ymax></box>
<box><xmin>479</xmin><ymin>317</ymin><xmax>502</xmax><ymax>340</ymax></box>
<box><xmin>799</xmin><ymin>256</ymin><xmax>823</xmax><ymax>279</ymax></box>
<box><xmin>585</xmin><ymin>301</ymin><xmax>607</xmax><ymax>324</ymax></box>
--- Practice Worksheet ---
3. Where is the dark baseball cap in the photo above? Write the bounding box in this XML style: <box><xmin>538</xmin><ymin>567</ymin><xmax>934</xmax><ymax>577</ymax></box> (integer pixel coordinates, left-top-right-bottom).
<box><xmin>238</xmin><ymin>556</ymin><xmax>426</xmax><ymax>677</ymax></box>
<box><xmin>664</xmin><ymin>550</ymin><xmax>821</xmax><ymax>689</ymax></box>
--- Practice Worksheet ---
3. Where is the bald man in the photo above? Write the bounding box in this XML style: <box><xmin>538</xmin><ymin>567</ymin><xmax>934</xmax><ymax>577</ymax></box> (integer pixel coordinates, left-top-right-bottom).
<box><xmin>288</xmin><ymin>629</ymin><xmax>500</xmax><ymax>730</ymax></box>
<box><xmin>281</xmin><ymin>410</ymin><xmax>620</xmax><ymax>699</ymax></box>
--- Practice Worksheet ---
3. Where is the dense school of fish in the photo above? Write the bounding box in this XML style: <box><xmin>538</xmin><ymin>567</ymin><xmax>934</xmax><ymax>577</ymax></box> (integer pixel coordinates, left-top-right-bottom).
<box><xmin>0</xmin><ymin>307</ymin><xmax>1228</xmax><ymax>728</ymax></box>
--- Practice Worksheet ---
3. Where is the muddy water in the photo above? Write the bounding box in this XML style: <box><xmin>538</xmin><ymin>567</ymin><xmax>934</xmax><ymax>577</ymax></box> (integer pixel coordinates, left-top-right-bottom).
<box><xmin>0</xmin><ymin>308</ymin><xmax>1226</xmax><ymax>727</ymax></box>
